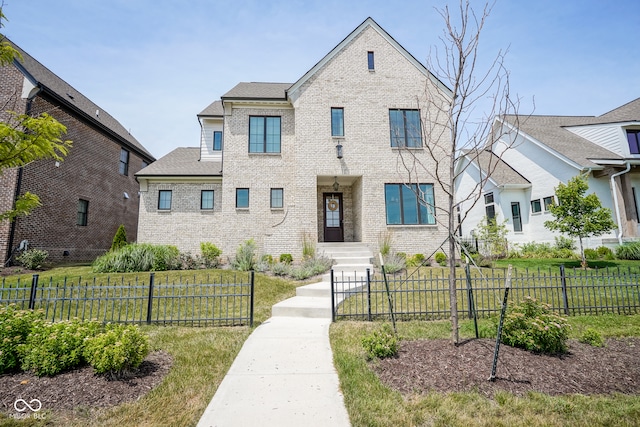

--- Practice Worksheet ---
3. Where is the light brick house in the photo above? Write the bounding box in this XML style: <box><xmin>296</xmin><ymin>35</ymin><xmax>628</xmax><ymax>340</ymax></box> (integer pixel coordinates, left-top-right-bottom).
<box><xmin>0</xmin><ymin>39</ymin><xmax>155</xmax><ymax>264</ymax></box>
<box><xmin>136</xmin><ymin>18</ymin><xmax>453</xmax><ymax>260</ymax></box>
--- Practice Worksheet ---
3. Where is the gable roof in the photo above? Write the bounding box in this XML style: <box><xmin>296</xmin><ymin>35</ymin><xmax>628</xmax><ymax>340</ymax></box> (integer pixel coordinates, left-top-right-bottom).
<box><xmin>221</xmin><ymin>82</ymin><xmax>291</xmax><ymax>101</ymax></box>
<box><xmin>462</xmin><ymin>149</ymin><xmax>530</xmax><ymax>187</ymax></box>
<box><xmin>136</xmin><ymin>147</ymin><xmax>221</xmax><ymax>177</ymax></box>
<box><xmin>598</xmin><ymin>97</ymin><xmax>640</xmax><ymax>123</ymax></box>
<box><xmin>7</xmin><ymin>38</ymin><xmax>155</xmax><ymax>161</ymax></box>
<box><xmin>502</xmin><ymin>114</ymin><xmax>624</xmax><ymax>169</ymax></box>
<box><xmin>287</xmin><ymin>17</ymin><xmax>452</xmax><ymax>100</ymax></box>
<box><xmin>198</xmin><ymin>100</ymin><xmax>224</xmax><ymax>117</ymax></box>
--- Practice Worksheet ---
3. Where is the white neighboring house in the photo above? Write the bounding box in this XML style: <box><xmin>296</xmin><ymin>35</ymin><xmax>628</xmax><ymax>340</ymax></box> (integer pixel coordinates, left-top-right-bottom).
<box><xmin>456</xmin><ymin>98</ymin><xmax>640</xmax><ymax>249</ymax></box>
<box><xmin>136</xmin><ymin>18</ymin><xmax>453</xmax><ymax>260</ymax></box>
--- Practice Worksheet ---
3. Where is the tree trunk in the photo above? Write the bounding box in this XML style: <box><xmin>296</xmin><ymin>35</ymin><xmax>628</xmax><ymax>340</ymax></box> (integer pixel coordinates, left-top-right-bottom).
<box><xmin>579</xmin><ymin>237</ymin><xmax>586</xmax><ymax>268</ymax></box>
<box><xmin>449</xmin><ymin>190</ymin><xmax>459</xmax><ymax>345</ymax></box>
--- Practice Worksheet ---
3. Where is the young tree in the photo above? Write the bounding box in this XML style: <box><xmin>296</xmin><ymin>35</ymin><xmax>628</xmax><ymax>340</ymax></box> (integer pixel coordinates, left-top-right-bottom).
<box><xmin>110</xmin><ymin>225</ymin><xmax>128</xmax><ymax>252</ymax></box>
<box><xmin>544</xmin><ymin>175</ymin><xmax>616</xmax><ymax>268</ymax></box>
<box><xmin>0</xmin><ymin>7</ymin><xmax>72</xmax><ymax>221</ymax></box>
<box><xmin>395</xmin><ymin>1</ymin><xmax>522</xmax><ymax>344</ymax></box>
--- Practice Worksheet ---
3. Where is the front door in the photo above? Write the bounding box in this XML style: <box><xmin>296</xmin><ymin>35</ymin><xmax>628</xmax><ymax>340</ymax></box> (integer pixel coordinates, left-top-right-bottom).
<box><xmin>323</xmin><ymin>193</ymin><xmax>344</xmax><ymax>242</ymax></box>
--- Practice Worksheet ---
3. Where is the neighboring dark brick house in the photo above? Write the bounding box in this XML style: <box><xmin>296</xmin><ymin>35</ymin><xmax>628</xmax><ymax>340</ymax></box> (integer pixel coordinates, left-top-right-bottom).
<box><xmin>0</xmin><ymin>39</ymin><xmax>155</xmax><ymax>264</ymax></box>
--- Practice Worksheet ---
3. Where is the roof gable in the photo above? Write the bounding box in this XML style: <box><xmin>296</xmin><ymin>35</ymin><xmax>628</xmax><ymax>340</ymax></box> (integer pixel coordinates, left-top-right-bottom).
<box><xmin>287</xmin><ymin>17</ymin><xmax>452</xmax><ymax>100</ymax></box>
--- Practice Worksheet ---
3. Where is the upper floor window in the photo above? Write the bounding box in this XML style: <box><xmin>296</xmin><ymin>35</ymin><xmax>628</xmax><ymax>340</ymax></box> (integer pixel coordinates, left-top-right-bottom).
<box><xmin>236</xmin><ymin>188</ymin><xmax>249</xmax><ymax>208</ymax></box>
<box><xmin>543</xmin><ymin>196</ymin><xmax>555</xmax><ymax>211</ymax></box>
<box><xmin>77</xmin><ymin>199</ymin><xmax>88</xmax><ymax>226</ymax></box>
<box><xmin>531</xmin><ymin>199</ymin><xmax>542</xmax><ymax>214</ymax></box>
<box><xmin>389</xmin><ymin>109</ymin><xmax>422</xmax><ymax>148</ymax></box>
<box><xmin>201</xmin><ymin>190</ymin><xmax>214</xmax><ymax>210</ymax></box>
<box><xmin>627</xmin><ymin>130</ymin><xmax>640</xmax><ymax>154</ymax></box>
<box><xmin>249</xmin><ymin>116</ymin><xmax>281</xmax><ymax>153</ymax></box>
<box><xmin>384</xmin><ymin>183</ymin><xmax>435</xmax><ymax>225</ymax></box>
<box><xmin>213</xmin><ymin>131</ymin><xmax>222</xmax><ymax>151</ymax></box>
<box><xmin>331</xmin><ymin>108</ymin><xmax>344</xmax><ymax>137</ymax></box>
<box><xmin>158</xmin><ymin>190</ymin><xmax>172</xmax><ymax>210</ymax></box>
<box><xmin>119</xmin><ymin>148</ymin><xmax>129</xmax><ymax>175</ymax></box>
<box><xmin>511</xmin><ymin>202</ymin><xmax>522</xmax><ymax>232</ymax></box>
<box><xmin>271</xmin><ymin>188</ymin><xmax>284</xmax><ymax>209</ymax></box>
<box><xmin>484</xmin><ymin>192</ymin><xmax>495</xmax><ymax>220</ymax></box>
<box><xmin>367</xmin><ymin>51</ymin><xmax>375</xmax><ymax>70</ymax></box>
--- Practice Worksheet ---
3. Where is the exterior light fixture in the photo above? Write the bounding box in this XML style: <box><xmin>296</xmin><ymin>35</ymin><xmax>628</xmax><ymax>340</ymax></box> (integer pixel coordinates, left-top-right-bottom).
<box><xmin>333</xmin><ymin>176</ymin><xmax>340</xmax><ymax>192</ymax></box>
<box><xmin>336</xmin><ymin>142</ymin><xmax>343</xmax><ymax>159</ymax></box>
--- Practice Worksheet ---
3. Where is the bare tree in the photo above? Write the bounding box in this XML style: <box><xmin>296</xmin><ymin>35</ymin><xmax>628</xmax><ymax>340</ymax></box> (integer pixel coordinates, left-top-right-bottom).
<box><xmin>395</xmin><ymin>1</ymin><xmax>522</xmax><ymax>344</ymax></box>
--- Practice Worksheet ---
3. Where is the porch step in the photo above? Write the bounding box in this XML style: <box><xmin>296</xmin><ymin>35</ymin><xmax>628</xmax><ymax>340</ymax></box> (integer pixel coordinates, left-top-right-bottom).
<box><xmin>296</xmin><ymin>281</ymin><xmax>331</xmax><ymax>298</ymax></box>
<box><xmin>271</xmin><ymin>295</ymin><xmax>331</xmax><ymax>318</ymax></box>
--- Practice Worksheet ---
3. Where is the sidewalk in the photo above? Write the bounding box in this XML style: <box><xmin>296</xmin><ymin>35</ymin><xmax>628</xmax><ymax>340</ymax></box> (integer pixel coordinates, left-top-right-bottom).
<box><xmin>196</xmin><ymin>316</ymin><xmax>351</xmax><ymax>427</ymax></box>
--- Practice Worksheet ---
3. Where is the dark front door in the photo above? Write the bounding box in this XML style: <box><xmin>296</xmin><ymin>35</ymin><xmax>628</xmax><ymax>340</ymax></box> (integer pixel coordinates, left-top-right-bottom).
<box><xmin>323</xmin><ymin>193</ymin><xmax>344</xmax><ymax>242</ymax></box>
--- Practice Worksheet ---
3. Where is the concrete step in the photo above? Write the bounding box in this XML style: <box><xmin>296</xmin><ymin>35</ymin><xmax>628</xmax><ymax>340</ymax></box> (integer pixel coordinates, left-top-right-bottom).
<box><xmin>272</xmin><ymin>296</ymin><xmax>332</xmax><ymax>319</ymax></box>
<box><xmin>296</xmin><ymin>281</ymin><xmax>331</xmax><ymax>297</ymax></box>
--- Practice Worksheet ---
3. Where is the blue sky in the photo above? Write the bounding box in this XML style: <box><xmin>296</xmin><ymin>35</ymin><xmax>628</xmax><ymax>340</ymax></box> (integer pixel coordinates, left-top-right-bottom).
<box><xmin>3</xmin><ymin>0</ymin><xmax>638</xmax><ymax>159</ymax></box>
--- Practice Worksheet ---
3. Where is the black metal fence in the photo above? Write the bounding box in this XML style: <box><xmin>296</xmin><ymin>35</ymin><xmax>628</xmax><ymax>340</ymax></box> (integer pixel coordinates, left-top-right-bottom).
<box><xmin>1</xmin><ymin>272</ymin><xmax>254</xmax><ymax>326</ymax></box>
<box><xmin>331</xmin><ymin>266</ymin><xmax>640</xmax><ymax>321</ymax></box>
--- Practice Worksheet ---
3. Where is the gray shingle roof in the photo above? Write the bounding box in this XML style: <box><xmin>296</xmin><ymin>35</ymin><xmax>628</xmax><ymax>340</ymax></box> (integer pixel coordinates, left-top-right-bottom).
<box><xmin>7</xmin><ymin>38</ymin><xmax>155</xmax><ymax>161</ymax></box>
<box><xmin>503</xmin><ymin>114</ymin><xmax>624</xmax><ymax>168</ymax></box>
<box><xmin>136</xmin><ymin>147</ymin><xmax>221</xmax><ymax>177</ymax></box>
<box><xmin>598</xmin><ymin>97</ymin><xmax>640</xmax><ymax>123</ymax></box>
<box><xmin>464</xmin><ymin>149</ymin><xmax>530</xmax><ymax>186</ymax></box>
<box><xmin>198</xmin><ymin>100</ymin><xmax>223</xmax><ymax>117</ymax></box>
<box><xmin>221</xmin><ymin>82</ymin><xmax>292</xmax><ymax>100</ymax></box>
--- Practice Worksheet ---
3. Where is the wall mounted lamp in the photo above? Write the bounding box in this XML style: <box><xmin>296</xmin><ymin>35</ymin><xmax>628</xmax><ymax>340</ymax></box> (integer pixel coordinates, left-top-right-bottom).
<box><xmin>336</xmin><ymin>142</ymin><xmax>343</xmax><ymax>159</ymax></box>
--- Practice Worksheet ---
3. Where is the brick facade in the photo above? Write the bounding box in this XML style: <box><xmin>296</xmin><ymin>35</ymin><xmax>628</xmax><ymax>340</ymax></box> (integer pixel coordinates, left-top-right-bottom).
<box><xmin>137</xmin><ymin>19</ymin><xmax>452</xmax><ymax>261</ymax></box>
<box><xmin>1</xmin><ymin>47</ymin><xmax>154</xmax><ymax>264</ymax></box>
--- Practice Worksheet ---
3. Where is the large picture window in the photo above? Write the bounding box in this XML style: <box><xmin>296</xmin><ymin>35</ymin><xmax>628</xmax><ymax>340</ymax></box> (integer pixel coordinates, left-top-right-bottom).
<box><xmin>384</xmin><ymin>183</ymin><xmax>435</xmax><ymax>225</ymax></box>
<box><xmin>389</xmin><ymin>109</ymin><xmax>422</xmax><ymax>148</ymax></box>
<box><xmin>249</xmin><ymin>116</ymin><xmax>281</xmax><ymax>153</ymax></box>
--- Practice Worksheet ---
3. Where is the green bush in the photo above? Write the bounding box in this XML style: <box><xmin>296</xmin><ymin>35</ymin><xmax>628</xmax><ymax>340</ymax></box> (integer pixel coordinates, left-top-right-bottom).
<box><xmin>500</xmin><ymin>296</ymin><xmax>570</xmax><ymax>354</ymax></box>
<box><xmin>231</xmin><ymin>239</ymin><xmax>257</xmax><ymax>271</ymax></box>
<box><xmin>83</xmin><ymin>324</ymin><xmax>150</xmax><ymax>377</ymax></box>
<box><xmin>583</xmin><ymin>248</ymin><xmax>598</xmax><ymax>260</ymax></box>
<box><xmin>579</xmin><ymin>328</ymin><xmax>605</xmax><ymax>347</ymax></box>
<box><xmin>180</xmin><ymin>252</ymin><xmax>199</xmax><ymax>270</ymax></box>
<box><xmin>200</xmin><ymin>242</ymin><xmax>222</xmax><ymax>268</ymax></box>
<box><xmin>290</xmin><ymin>256</ymin><xmax>333</xmax><ymax>280</ymax></box>
<box><xmin>596</xmin><ymin>246</ymin><xmax>614</xmax><ymax>260</ymax></box>
<box><xmin>435</xmin><ymin>251</ymin><xmax>447</xmax><ymax>266</ymax></box>
<box><xmin>92</xmin><ymin>243</ymin><xmax>181</xmax><ymax>273</ymax></box>
<box><xmin>382</xmin><ymin>252</ymin><xmax>406</xmax><ymax>273</ymax></box>
<box><xmin>271</xmin><ymin>262</ymin><xmax>291</xmax><ymax>276</ymax></box>
<box><xmin>110</xmin><ymin>225</ymin><xmax>128</xmax><ymax>252</ymax></box>
<box><xmin>0</xmin><ymin>305</ymin><xmax>44</xmax><ymax>373</ymax></box>
<box><xmin>406</xmin><ymin>253</ymin><xmax>425</xmax><ymax>267</ymax></box>
<box><xmin>362</xmin><ymin>324</ymin><xmax>399</xmax><ymax>360</ymax></box>
<box><xmin>21</xmin><ymin>319</ymin><xmax>101</xmax><ymax>376</ymax></box>
<box><xmin>554</xmin><ymin>236</ymin><xmax>576</xmax><ymax>251</ymax></box>
<box><xmin>279</xmin><ymin>254</ymin><xmax>293</xmax><ymax>264</ymax></box>
<box><xmin>16</xmin><ymin>248</ymin><xmax>48</xmax><ymax>270</ymax></box>
<box><xmin>615</xmin><ymin>241</ymin><xmax>640</xmax><ymax>260</ymax></box>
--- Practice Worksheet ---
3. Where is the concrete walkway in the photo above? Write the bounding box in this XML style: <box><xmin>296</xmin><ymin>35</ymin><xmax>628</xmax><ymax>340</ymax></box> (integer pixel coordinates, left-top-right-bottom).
<box><xmin>196</xmin><ymin>243</ymin><xmax>372</xmax><ymax>427</ymax></box>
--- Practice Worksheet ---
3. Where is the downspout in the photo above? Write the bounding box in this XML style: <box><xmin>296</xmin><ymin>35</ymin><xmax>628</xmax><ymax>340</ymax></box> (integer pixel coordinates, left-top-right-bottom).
<box><xmin>610</xmin><ymin>162</ymin><xmax>632</xmax><ymax>245</ymax></box>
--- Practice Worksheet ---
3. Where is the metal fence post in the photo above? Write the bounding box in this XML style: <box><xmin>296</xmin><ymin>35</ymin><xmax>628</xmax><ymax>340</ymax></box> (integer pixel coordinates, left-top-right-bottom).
<box><xmin>465</xmin><ymin>264</ymin><xmax>479</xmax><ymax>338</ymax></box>
<box><xmin>249</xmin><ymin>271</ymin><xmax>255</xmax><ymax>327</ymax></box>
<box><xmin>560</xmin><ymin>264</ymin><xmax>570</xmax><ymax>315</ymax></box>
<box><xmin>146</xmin><ymin>272</ymin><xmax>155</xmax><ymax>324</ymax></box>
<box><xmin>330</xmin><ymin>269</ymin><xmax>335</xmax><ymax>322</ymax></box>
<box><xmin>366</xmin><ymin>268</ymin><xmax>372</xmax><ymax>322</ymax></box>
<box><xmin>28</xmin><ymin>274</ymin><xmax>39</xmax><ymax>310</ymax></box>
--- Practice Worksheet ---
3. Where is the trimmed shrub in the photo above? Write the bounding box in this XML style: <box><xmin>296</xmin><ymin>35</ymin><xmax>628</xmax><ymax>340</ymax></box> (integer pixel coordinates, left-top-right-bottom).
<box><xmin>21</xmin><ymin>319</ymin><xmax>101</xmax><ymax>376</ymax></box>
<box><xmin>615</xmin><ymin>241</ymin><xmax>640</xmax><ymax>260</ymax></box>
<box><xmin>501</xmin><ymin>297</ymin><xmax>570</xmax><ymax>354</ymax></box>
<box><xmin>579</xmin><ymin>328</ymin><xmax>605</xmax><ymax>347</ymax></box>
<box><xmin>83</xmin><ymin>324</ymin><xmax>149</xmax><ymax>377</ymax></box>
<box><xmin>279</xmin><ymin>254</ymin><xmax>293</xmax><ymax>264</ymax></box>
<box><xmin>0</xmin><ymin>305</ymin><xmax>44</xmax><ymax>373</ymax></box>
<box><xmin>110</xmin><ymin>225</ymin><xmax>128</xmax><ymax>252</ymax></box>
<box><xmin>597</xmin><ymin>246</ymin><xmax>614</xmax><ymax>260</ymax></box>
<box><xmin>231</xmin><ymin>239</ymin><xmax>257</xmax><ymax>271</ymax></box>
<box><xmin>583</xmin><ymin>248</ymin><xmax>598</xmax><ymax>260</ymax></box>
<box><xmin>16</xmin><ymin>248</ymin><xmax>48</xmax><ymax>270</ymax></box>
<box><xmin>362</xmin><ymin>324</ymin><xmax>399</xmax><ymax>360</ymax></box>
<box><xmin>201</xmin><ymin>242</ymin><xmax>222</xmax><ymax>268</ymax></box>
<box><xmin>435</xmin><ymin>251</ymin><xmax>447</xmax><ymax>266</ymax></box>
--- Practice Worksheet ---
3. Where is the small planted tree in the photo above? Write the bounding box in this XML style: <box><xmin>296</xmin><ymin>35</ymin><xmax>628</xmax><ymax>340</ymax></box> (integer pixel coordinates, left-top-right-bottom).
<box><xmin>544</xmin><ymin>175</ymin><xmax>616</xmax><ymax>268</ymax></box>
<box><xmin>110</xmin><ymin>225</ymin><xmax>128</xmax><ymax>252</ymax></box>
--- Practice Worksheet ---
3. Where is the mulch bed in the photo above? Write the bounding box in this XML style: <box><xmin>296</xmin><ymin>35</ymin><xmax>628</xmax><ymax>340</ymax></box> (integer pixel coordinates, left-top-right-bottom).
<box><xmin>0</xmin><ymin>351</ymin><xmax>172</xmax><ymax>414</ymax></box>
<box><xmin>373</xmin><ymin>338</ymin><xmax>640</xmax><ymax>397</ymax></box>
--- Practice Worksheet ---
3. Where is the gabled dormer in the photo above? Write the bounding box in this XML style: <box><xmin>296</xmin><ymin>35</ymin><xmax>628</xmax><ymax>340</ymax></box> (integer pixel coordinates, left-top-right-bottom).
<box><xmin>197</xmin><ymin>100</ymin><xmax>224</xmax><ymax>162</ymax></box>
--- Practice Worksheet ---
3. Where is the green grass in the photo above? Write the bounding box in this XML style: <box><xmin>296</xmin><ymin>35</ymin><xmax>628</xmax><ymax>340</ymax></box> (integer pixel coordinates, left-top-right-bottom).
<box><xmin>330</xmin><ymin>315</ymin><xmax>640</xmax><ymax>427</ymax></box>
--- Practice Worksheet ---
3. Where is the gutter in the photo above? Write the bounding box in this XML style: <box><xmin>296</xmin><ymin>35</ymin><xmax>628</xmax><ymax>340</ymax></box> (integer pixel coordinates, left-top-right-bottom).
<box><xmin>610</xmin><ymin>162</ymin><xmax>632</xmax><ymax>245</ymax></box>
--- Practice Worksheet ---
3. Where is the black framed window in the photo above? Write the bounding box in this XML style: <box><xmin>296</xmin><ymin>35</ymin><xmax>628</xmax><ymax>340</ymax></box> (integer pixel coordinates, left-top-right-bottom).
<box><xmin>249</xmin><ymin>116</ymin><xmax>281</xmax><ymax>153</ymax></box>
<box><xmin>531</xmin><ymin>199</ymin><xmax>542</xmax><ymax>214</ymax></box>
<box><xmin>543</xmin><ymin>196</ymin><xmax>554</xmax><ymax>211</ymax></box>
<box><xmin>201</xmin><ymin>190</ymin><xmax>214</xmax><ymax>210</ymax></box>
<box><xmin>119</xmin><ymin>148</ymin><xmax>129</xmax><ymax>175</ymax></box>
<box><xmin>627</xmin><ymin>130</ymin><xmax>640</xmax><ymax>155</ymax></box>
<box><xmin>384</xmin><ymin>183</ymin><xmax>436</xmax><ymax>225</ymax></box>
<box><xmin>158</xmin><ymin>190</ymin><xmax>172</xmax><ymax>210</ymax></box>
<box><xmin>367</xmin><ymin>51</ymin><xmax>375</xmax><ymax>70</ymax></box>
<box><xmin>236</xmin><ymin>188</ymin><xmax>249</xmax><ymax>208</ymax></box>
<box><xmin>389</xmin><ymin>109</ymin><xmax>422</xmax><ymax>147</ymax></box>
<box><xmin>511</xmin><ymin>202</ymin><xmax>522</xmax><ymax>232</ymax></box>
<box><xmin>485</xmin><ymin>192</ymin><xmax>495</xmax><ymax>220</ymax></box>
<box><xmin>331</xmin><ymin>108</ymin><xmax>344</xmax><ymax>137</ymax></box>
<box><xmin>271</xmin><ymin>188</ymin><xmax>283</xmax><ymax>209</ymax></box>
<box><xmin>213</xmin><ymin>131</ymin><xmax>222</xmax><ymax>151</ymax></box>
<box><xmin>77</xmin><ymin>199</ymin><xmax>88</xmax><ymax>226</ymax></box>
